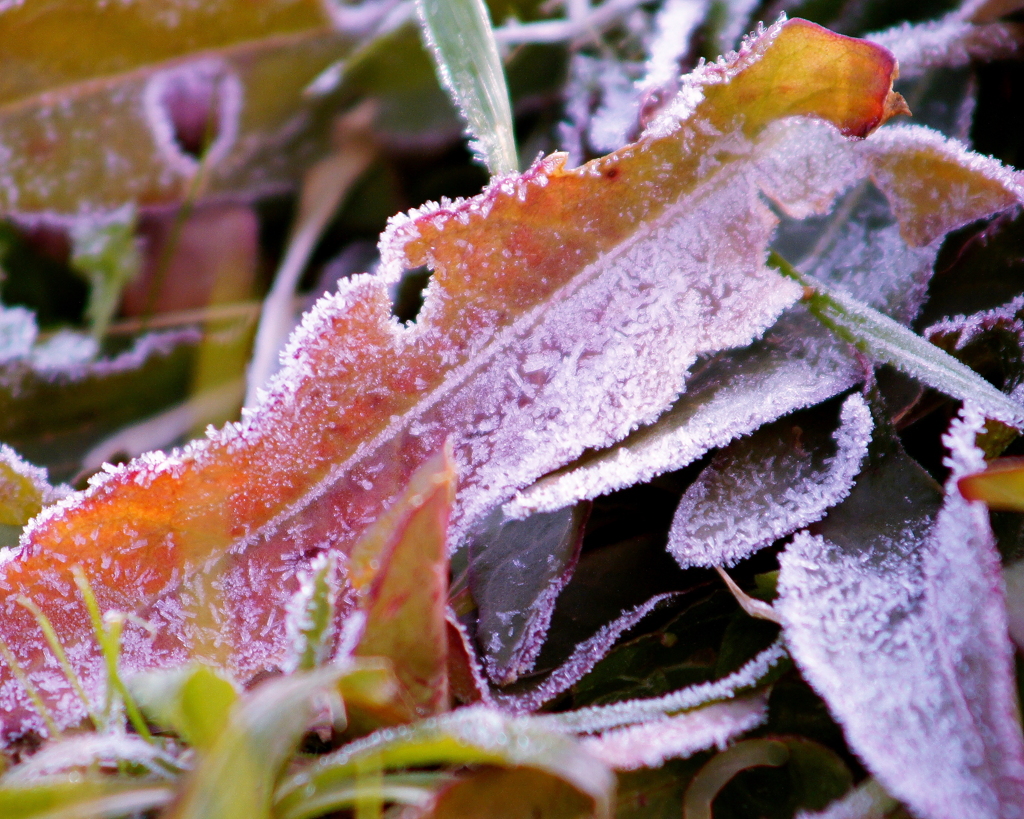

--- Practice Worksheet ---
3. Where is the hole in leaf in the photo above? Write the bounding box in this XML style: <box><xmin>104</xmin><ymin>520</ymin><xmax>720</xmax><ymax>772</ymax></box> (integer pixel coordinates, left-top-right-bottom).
<box><xmin>392</xmin><ymin>265</ymin><xmax>432</xmax><ymax>324</ymax></box>
<box><xmin>145</xmin><ymin>61</ymin><xmax>241</xmax><ymax>168</ymax></box>
<box><xmin>159</xmin><ymin>70</ymin><xmax>225</xmax><ymax>158</ymax></box>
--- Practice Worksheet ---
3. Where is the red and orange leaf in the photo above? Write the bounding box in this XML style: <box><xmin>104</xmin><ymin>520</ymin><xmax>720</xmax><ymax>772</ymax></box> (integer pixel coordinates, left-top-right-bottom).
<box><xmin>0</xmin><ymin>19</ymin><xmax>902</xmax><ymax>740</ymax></box>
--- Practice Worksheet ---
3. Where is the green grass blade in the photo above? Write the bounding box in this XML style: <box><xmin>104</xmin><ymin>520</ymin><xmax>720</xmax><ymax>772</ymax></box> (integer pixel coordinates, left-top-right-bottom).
<box><xmin>769</xmin><ymin>253</ymin><xmax>1024</xmax><ymax>429</ymax></box>
<box><xmin>71</xmin><ymin>568</ymin><xmax>153</xmax><ymax>741</ymax></box>
<box><xmin>416</xmin><ymin>0</ymin><xmax>518</xmax><ymax>176</ymax></box>
<box><xmin>0</xmin><ymin>636</ymin><xmax>61</xmax><ymax>739</ymax></box>
<box><xmin>16</xmin><ymin>596</ymin><xmax>100</xmax><ymax>730</ymax></box>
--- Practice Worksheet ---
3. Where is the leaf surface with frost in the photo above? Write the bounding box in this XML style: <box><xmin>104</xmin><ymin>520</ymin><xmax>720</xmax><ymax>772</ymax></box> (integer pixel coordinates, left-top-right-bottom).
<box><xmin>580</xmin><ymin>692</ymin><xmax>769</xmax><ymax>771</ymax></box>
<box><xmin>0</xmin><ymin>19</ymin><xmax>904</xmax><ymax>741</ymax></box>
<box><xmin>669</xmin><ymin>393</ymin><xmax>872</xmax><ymax>569</ymax></box>
<box><xmin>467</xmin><ymin>504</ymin><xmax>587</xmax><ymax>686</ymax></box>
<box><xmin>777</xmin><ymin>407</ymin><xmax>1024</xmax><ymax>819</ymax></box>
<box><xmin>0</xmin><ymin>303</ymin><xmax>219</xmax><ymax>482</ymax></box>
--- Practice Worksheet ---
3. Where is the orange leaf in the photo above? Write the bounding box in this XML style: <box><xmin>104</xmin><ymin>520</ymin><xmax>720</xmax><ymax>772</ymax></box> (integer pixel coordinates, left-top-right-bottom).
<box><xmin>959</xmin><ymin>457</ymin><xmax>1024</xmax><ymax>512</ymax></box>
<box><xmin>0</xmin><ymin>18</ymin><xmax>901</xmax><ymax>740</ymax></box>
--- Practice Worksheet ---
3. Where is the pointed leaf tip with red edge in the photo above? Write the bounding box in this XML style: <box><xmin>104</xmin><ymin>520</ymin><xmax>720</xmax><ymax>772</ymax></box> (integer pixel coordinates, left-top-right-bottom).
<box><xmin>0</xmin><ymin>18</ymin><xmax>903</xmax><ymax>741</ymax></box>
<box><xmin>351</xmin><ymin>446</ymin><xmax>455</xmax><ymax>717</ymax></box>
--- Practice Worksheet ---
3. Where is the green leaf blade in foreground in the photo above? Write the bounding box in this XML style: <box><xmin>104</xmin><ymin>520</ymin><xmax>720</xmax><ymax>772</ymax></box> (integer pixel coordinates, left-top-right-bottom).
<box><xmin>417</xmin><ymin>0</ymin><xmax>518</xmax><ymax>175</ymax></box>
<box><xmin>769</xmin><ymin>252</ymin><xmax>1024</xmax><ymax>429</ymax></box>
<box><xmin>276</xmin><ymin>707</ymin><xmax>615</xmax><ymax>819</ymax></box>
<box><xmin>0</xmin><ymin>779</ymin><xmax>172</xmax><ymax>819</ymax></box>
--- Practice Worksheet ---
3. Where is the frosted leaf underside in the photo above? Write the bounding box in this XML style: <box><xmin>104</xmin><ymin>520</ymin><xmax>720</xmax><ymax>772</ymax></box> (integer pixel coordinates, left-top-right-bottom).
<box><xmin>669</xmin><ymin>392</ymin><xmax>872</xmax><ymax>569</ymax></box>
<box><xmin>580</xmin><ymin>691</ymin><xmax>769</xmax><ymax>770</ymax></box>
<box><xmin>777</xmin><ymin>408</ymin><xmax>1024</xmax><ymax>819</ymax></box>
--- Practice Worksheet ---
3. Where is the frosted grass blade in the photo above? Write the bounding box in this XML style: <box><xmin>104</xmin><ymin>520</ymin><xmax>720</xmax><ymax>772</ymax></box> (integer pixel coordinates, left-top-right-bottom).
<box><xmin>770</xmin><ymin>252</ymin><xmax>1024</xmax><ymax>428</ymax></box>
<box><xmin>417</xmin><ymin>0</ymin><xmax>518</xmax><ymax>175</ymax></box>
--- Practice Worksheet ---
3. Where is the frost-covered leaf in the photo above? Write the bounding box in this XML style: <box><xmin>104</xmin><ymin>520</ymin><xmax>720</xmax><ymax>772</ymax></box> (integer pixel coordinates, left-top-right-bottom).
<box><xmin>490</xmin><ymin>592</ymin><xmax>683</xmax><ymax>713</ymax></box>
<box><xmin>0</xmin><ymin>18</ymin><xmax>909</xmax><ymax>740</ymax></box>
<box><xmin>510</xmin><ymin>308</ymin><xmax>861</xmax><ymax>516</ymax></box>
<box><xmin>467</xmin><ymin>504</ymin><xmax>587</xmax><ymax>686</ymax></box>
<box><xmin>350</xmin><ymin>448</ymin><xmax>455</xmax><ymax>717</ymax></box>
<box><xmin>580</xmin><ymin>691</ymin><xmax>769</xmax><ymax>771</ymax></box>
<box><xmin>868</xmin><ymin>13</ymin><xmax>1021</xmax><ymax>79</ymax></box>
<box><xmin>925</xmin><ymin>295</ymin><xmax>1024</xmax><ymax>425</ymax></box>
<box><xmin>3</xmin><ymin>732</ymin><xmax>180</xmax><ymax>782</ymax></box>
<box><xmin>417</xmin><ymin>0</ymin><xmax>518</xmax><ymax>174</ymax></box>
<box><xmin>275</xmin><ymin>706</ymin><xmax>615</xmax><ymax>819</ymax></box>
<box><xmin>668</xmin><ymin>393</ymin><xmax>872</xmax><ymax>569</ymax></box>
<box><xmin>0</xmin><ymin>0</ymin><xmax>367</xmax><ymax>220</ymax></box>
<box><xmin>777</xmin><ymin>406</ymin><xmax>1024</xmax><ymax>819</ymax></box>
<box><xmin>544</xmin><ymin>639</ymin><xmax>787</xmax><ymax>734</ymax></box>
<box><xmin>0</xmin><ymin>310</ymin><xmax>211</xmax><ymax>481</ymax></box>
<box><xmin>129</xmin><ymin>664</ymin><xmax>240</xmax><ymax>752</ymax></box>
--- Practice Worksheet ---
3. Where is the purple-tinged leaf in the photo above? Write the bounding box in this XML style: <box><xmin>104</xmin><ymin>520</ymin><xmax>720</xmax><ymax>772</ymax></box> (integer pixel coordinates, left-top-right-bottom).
<box><xmin>0</xmin><ymin>308</ymin><xmax>207</xmax><ymax>481</ymax></box>
<box><xmin>446</xmin><ymin>613</ymin><xmax>494</xmax><ymax>707</ymax></box>
<box><xmin>669</xmin><ymin>393</ymin><xmax>872</xmax><ymax>569</ymax></box>
<box><xmin>541</xmin><ymin>639</ymin><xmax>787</xmax><ymax>735</ymax></box>
<box><xmin>869</xmin><ymin>15</ymin><xmax>1021</xmax><ymax>79</ymax></box>
<box><xmin>926</xmin><ymin>295</ymin><xmax>1024</xmax><ymax>354</ymax></box>
<box><xmin>0</xmin><ymin>19</ymin><xmax>913</xmax><ymax>740</ymax></box>
<box><xmin>468</xmin><ymin>505</ymin><xmax>587</xmax><ymax>686</ymax></box>
<box><xmin>778</xmin><ymin>406</ymin><xmax>1024</xmax><ymax>819</ymax></box>
<box><xmin>517</xmin><ymin>112</ymin><xmax>1024</xmax><ymax>517</ymax></box>
<box><xmin>580</xmin><ymin>692</ymin><xmax>769</xmax><ymax>771</ymax></box>
<box><xmin>491</xmin><ymin>592</ymin><xmax>682</xmax><ymax>714</ymax></box>
<box><xmin>925</xmin><ymin>296</ymin><xmax>1024</xmax><ymax>408</ymax></box>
